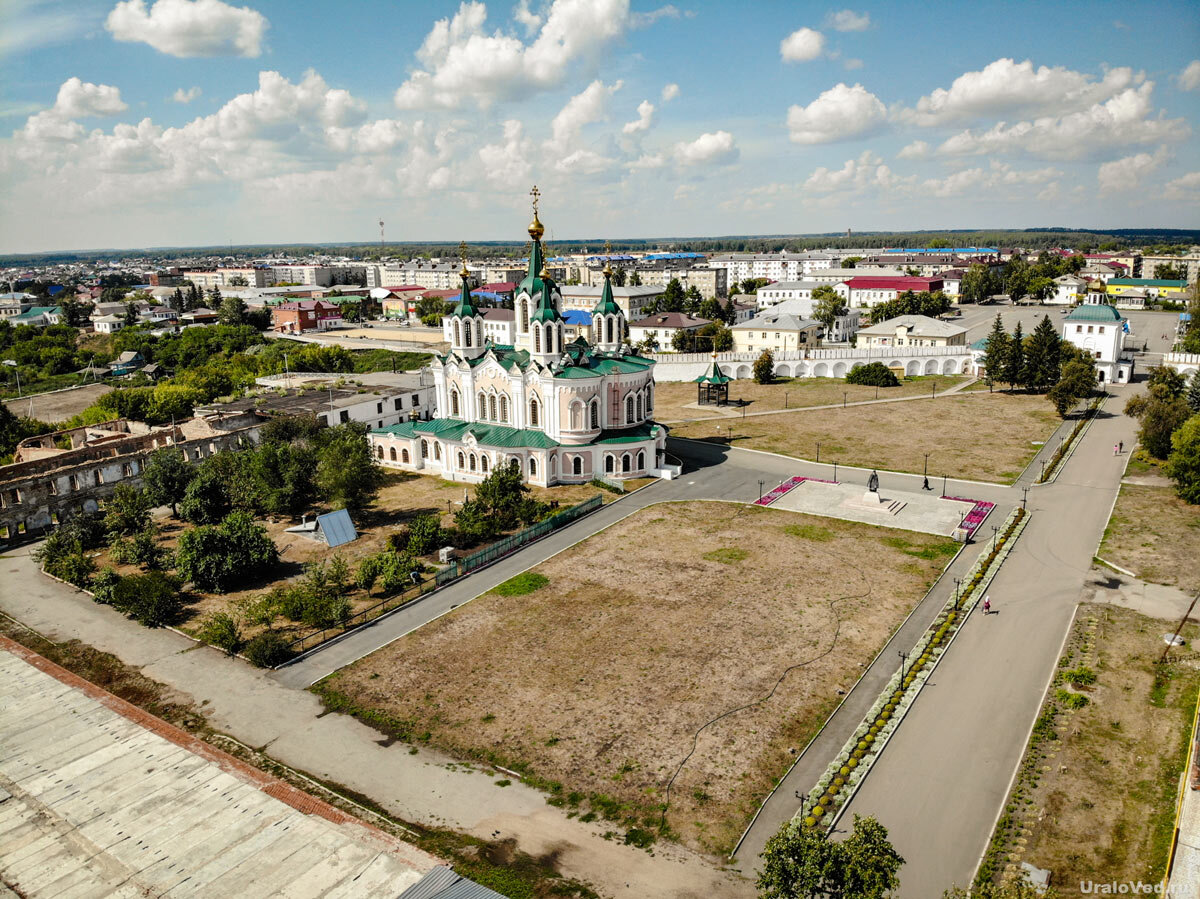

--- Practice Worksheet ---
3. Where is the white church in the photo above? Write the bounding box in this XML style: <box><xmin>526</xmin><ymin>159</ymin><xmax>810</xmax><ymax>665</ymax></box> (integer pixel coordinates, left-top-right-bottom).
<box><xmin>368</xmin><ymin>193</ymin><xmax>666</xmax><ymax>486</ymax></box>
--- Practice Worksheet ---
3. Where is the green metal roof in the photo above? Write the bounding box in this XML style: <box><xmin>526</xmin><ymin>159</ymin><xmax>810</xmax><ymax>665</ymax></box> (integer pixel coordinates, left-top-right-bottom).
<box><xmin>592</xmin><ymin>271</ymin><xmax>622</xmax><ymax>316</ymax></box>
<box><xmin>593</xmin><ymin>423</ymin><xmax>663</xmax><ymax>444</ymax></box>
<box><xmin>1109</xmin><ymin>278</ymin><xmax>1187</xmax><ymax>288</ymax></box>
<box><xmin>694</xmin><ymin>358</ymin><xmax>731</xmax><ymax>384</ymax></box>
<box><xmin>372</xmin><ymin>419</ymin><xmax>662</xmax><ymax>448</ymax></box>
<box><xmin>1065</xmin><ymin>304</ymin><xmax>1123</xmax><ymax>323</ymax></box>
<box><xmin>450</xmin><ymin>273</ymin><xmax>479</xmax><ymax>319</ymax></box>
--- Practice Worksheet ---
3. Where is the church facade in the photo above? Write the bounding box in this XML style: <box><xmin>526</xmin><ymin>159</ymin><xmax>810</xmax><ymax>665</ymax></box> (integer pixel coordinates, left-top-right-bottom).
<box><xmin>368</xmin><ymin>200</ymin><xmax>666</xmax><ymax>487</ymax></box>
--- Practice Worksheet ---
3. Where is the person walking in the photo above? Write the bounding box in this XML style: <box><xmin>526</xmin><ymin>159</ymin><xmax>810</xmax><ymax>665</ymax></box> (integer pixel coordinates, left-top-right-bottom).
<box><xmin>1118</xmin><ymin>440</ymin><xmax>1123</xmax><ymax>454</ymax></box>
<box><xmin>1113</xmin><ymin>443</ymin><xmax>1119</xmax><ymax>456</ymax></box>
<box><xmin>983</xmin><ymin>596</ymin><xmax>991</xmax><ymax>615</ymax></box>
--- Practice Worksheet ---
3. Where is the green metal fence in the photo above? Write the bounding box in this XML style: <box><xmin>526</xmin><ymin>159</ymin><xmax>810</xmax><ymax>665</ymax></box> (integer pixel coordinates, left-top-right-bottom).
<box><xmin>436</xmin><ymin>493</ymin><xmax>603</xmax><ymax>585</ymax></box>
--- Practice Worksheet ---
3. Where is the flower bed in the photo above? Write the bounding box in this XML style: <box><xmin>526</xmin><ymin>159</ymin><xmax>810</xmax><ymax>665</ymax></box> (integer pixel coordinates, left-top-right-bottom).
<box><xmin>754</xmin><ymin>476</ymin><xmax>837</xmax><ymax>507</ymax></box>
<box><xmin>799</xmin><ymin>505</ymin><xmax>1030</xmax><ymax>831</ymax></box>
<box><xmin>942</xmin><ymin>496</ymin><xmax>996</xmax><ymax>538</ymax></box>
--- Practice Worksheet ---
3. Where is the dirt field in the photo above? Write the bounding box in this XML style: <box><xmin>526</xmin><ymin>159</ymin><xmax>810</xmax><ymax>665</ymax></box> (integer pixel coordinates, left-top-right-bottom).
<box><xmin>1100</xmin><ymin>484</ymin><xmax>1200</xmax><ymax>593</ymax></box>
<box><xmin>2</xmin><ymin>382</ymin><xmax>112</xmax><ymax>423</ymax></box>
<box><xmin>670</xmin><ymin>391</ymin><xmax>1060</xmax><ymax>483</ymax></box>
<box><xmin>321</xmin><ymin>500</ymin><xmax>958</xmax><ymax>855</ymax></box>
<box><xmin>993</xmin><ymin>605</ymin><xmax>1200</xmax><ymax>893</ymax></box>
<box><xmin>653</xmin><ymin>375</ymin><xmax>968</xmax><ymax>423</ymax></box>
<box><xmin>99</xmin><ymin>471</ymin><xmax>613</xmax><ymax>643</ymax></box>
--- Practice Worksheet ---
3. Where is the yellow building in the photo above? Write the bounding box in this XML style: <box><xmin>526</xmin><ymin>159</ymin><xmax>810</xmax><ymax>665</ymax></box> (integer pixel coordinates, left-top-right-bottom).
<box><xmin>1106</xmin><ymin>278</ymin><xmax>1187</xmax><ymax>298</ymax></box>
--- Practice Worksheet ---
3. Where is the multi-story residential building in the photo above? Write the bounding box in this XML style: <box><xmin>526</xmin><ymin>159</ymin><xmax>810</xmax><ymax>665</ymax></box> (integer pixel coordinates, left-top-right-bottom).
<box><xmin>1141</xmin><ymin>254</ymin><xmax>1200</xmax><ymax>284</ymax></box>
<box><xmin>270</xmin><ymin>299</ymin><xmax>342</xmax><ymax>333</ymax></box>
<box><xmin>559</xmin><ymin>284</ymin><xmax>663</xmax><ymax>321</ymax></box>
<box><xmin>270</xmin><ymin>264</ymin><xmax>336</xmax><ymax>287</ymax></box>
<box><xmin>837</xmin><ymin>277</ymin><xmax>945</xmax><ymax>308</ymax></box>
<box><xmin>708</xmin><ymin>251</ymin><xmax>833</xmax><ymax>287</ymax></box>
<box><xmin>857</xmin><ymin>314</ymin><xmax>967</xmax><ymax>349</ymax></box>
<box><xmin>587</xmin><ymin>262</ymin><xmax>727</xmax><ymax>298</ymax></box>
<box><xmin>755</xmin><ymin>280</ymin><xmax>827</xmax><ymax>310</ymax></box>
<box><xmin>731</xmin><ymin>312</ymin><xmax>822</xmax><ymax>354</ymax></box>
<box><xmin>1049</xmin><ymin>275</ymin><xmax>1087</xmax><ymax>305</ymax></box>
<box><xmin>766</xmin><ymin>298</ymin><xmax>861</xmax><ymax>343</ymax></box>
<box><xmin>375</xmin><ymin>262</ymin><xmax>462</xmax><ymax>291</ymax></box>
<box><xmin>807</xmin><ymin>266</ymin><xmax>906</xmax><ymax>285</ymax></box>
<box><xmin>199</xmin><ymin>382</ymin><xmax>431</xmax><ymax>431</ymax></box>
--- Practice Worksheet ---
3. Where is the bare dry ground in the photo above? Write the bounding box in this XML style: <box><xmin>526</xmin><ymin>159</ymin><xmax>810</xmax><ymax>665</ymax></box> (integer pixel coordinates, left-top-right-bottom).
<box><xmin>997</xmin><ymin>605</ymin><xmax>1200</xmax><ymax>894</ymax></box>
<box><xmin>653</xmin><ymin>375</ymin><xmax>967</xmax><ymax>423</ymax></box>
<box><xmin>99</xmin><ymin>471</ymin><xmax>611</xmax><ymax>643</ymax></box>
<box><xmin>669</xmin><ymin>391</ymin><xmax>1061</xmax><ymax>483</ymax></box>
<box><xmin>321</xmin><ymin>500</ymin><xmax>959</xmax><ymax>855</ymax></box>
<box><xmin>2</xmin><ymin>382</ymin><xmax>113</xmax><ymax>423</ymax></box>
<box><xmin>1100</xmin><ymin>484</ymin><xmax>1200</xmax><ymax>594</ymax></box>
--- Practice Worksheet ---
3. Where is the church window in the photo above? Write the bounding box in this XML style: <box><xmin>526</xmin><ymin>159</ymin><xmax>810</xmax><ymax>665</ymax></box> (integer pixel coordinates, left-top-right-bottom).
<box><xmin>606</xmin><ymin>317</ymin><xmax>614</xmax><ymax>345</ymax></box>
<box><xmin>622</xmin><ymin>453</ymin><xmax>632</xmax><ymax>473</ymax></box>
<box><xmin>421</xmin><ymin>440</ymin><xmax>429</xmax><ymax>459</ymax></box>
<box><xmin>529</xmin><ymin>397</ymin><xmax>540</xmax><ymax>427</ymax></box>
<box><xmin>401</xmin><ymin>448</ymin><xmax>410</xmax><ymax>464</ymax></box>
<box><xmin>605</xmin><ymin>454</ymin><xmax>614</xmax><ymax>473</ymax></box>
<box><xmin>450</xmin><ymin>389</ymin><xmax>460</xmax><ymax>416</ymax></box>
<box><xmin>457</xmin><ymin>451</ymin><xmax>465</xmax><ymax>468</ymax></box>
<box><xmin>636</xmin><ymin>395</ymin><xmax>643</xmax><ymax>420</ymax></box>
<box><xmin>645</xmin><ymin>385</ymin><xmax>653</xmax><ymax>412</ymax></box>
<box><xmin>590</xmin><ymin>399</ymin><xmax>599</xmax><ymax>429</ymax></box>
<box><xmin>464</xmin><ymin>321</ymin><xmax>473</xmax><ymax>346</ymax></box>
<box><xmin>520</xmin><ymin>298</ymin><xmax>529</xmax><ymax>331</ymax></box>
<box><xmin>454</xmin><ymin>320</ymin><xmax>461</xmax><ymax>345</ymax></box>
<box><xmin>376</xmin><ymin>445</ymin><xmax>383</xmax><ymax>459</ymax></box>
<box><xmin>570</xmin><ymin>401</ymin><xmax>583</xmax><ymax>430</ymax></box>
<box><xmin>389</xmin><ymin>447</ymin><xmax>397</xmax><ymax>461</ymax></box>
<box><xmin>534</xmin><ymin>323</ymin><xmax>541</xmax><ymax>353</ymax></box>
<box><xmin>434</xmin><ymin>442</ymin><xmax>441</xmax><ymax>460</ymax></box>
<box><xmin>478</xmin><ymin>392</ymin><xmax>486</xmax><ymax>418</ymax></box>
<box><xmin>529</xmin><ymin>456</ymin><xmax>538</xmax><ymax>477</ymax></box>
<box><xmin>500</xmin><ymin>395</ymin><xmax>509</xmax><ymax>422</ymax></box>
<box><xmin>573</xmin><ymin>456</ymin><xmax>582</xmax><ymax>475</ymax></box>
<box><xmin>489</xmin><ymin>394</ymin><xmax>497</xmax><ymax>421</ymax></box>
<box><xmin>469</xmin><ymin>453</ymin><xmax>477</xmax><ymax>471</ymax></box>
<box><xmin>637</xmin><ymin>450</ymin><xmax>645</xmax><ymax>470</ymax></box>
<box><xmin>625</xmin><ymin>395</ymin><xmax>634</xmax><ymax>423</ymax></box>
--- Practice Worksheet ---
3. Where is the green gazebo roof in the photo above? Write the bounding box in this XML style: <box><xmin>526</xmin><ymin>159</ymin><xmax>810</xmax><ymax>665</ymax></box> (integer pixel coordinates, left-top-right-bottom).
<box><xmin>694</xmin><ymin>358</ymin><xmax>731</xmax><ymax>384</ymax></box>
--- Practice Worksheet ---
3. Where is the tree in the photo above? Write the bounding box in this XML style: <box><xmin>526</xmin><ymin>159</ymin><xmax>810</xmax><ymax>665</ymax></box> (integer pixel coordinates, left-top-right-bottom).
<box><xmin>980</xmin><ymin>314</ymin><xmax>1009</xmax><ymax>390</ymax></box>
<box><xmin>1049</xmin><ymin>358</ymin><xmax>1096</xmax><ymax>417</ymax></box>
<box><xmin>628</xmin><ymin>271</ymin><xmax>642</xmax><ymax>286</ymax></box>
<box><xmin>59</xmin><ymin>297</ymin><xmax>90</xmax><ymax>327</ymax></box>
<box><xmin>1187</xmin><ymin>370</ymin><xmax>1200</xmax><ymax>413</ymax></box>
<box><xmin>813</xmin><ymin>285</ymin><xmax>848</xmax><ymax>336</ymax></box>
<box><xmin>1166</xmin><ymin>414</ymin><xmax>1200</xmax><ymax>504</ymax></box>
<box><xmin>179</xmin><ymin>462</ymin><xmax>233</xmax><ymax>525</ymax></box>
<box><xmin>1002</xmin><ymin>321</ymin><xmax>1025</xmax><ymax>389</ymax></box>
<box><xmin>209</xmin><ymin>286</ymin><xmax>223</xmax><ymax>309</ymax></box>
<box><xmin>960</xmin><ymin>264</ymin><xmax>995</xmax><ymax>304</ymax></box>
<box><xmin>176</xmin><ymin>511</ymin><xmax>278</xmax><ymax>593</ymax></box>
<box><xmin>846</xmin><ymin>362</ymin><xmax>899</xmax><ymax>387</ymax></box>
<box><xmin>141</xmin><ymin>448</ymin><xmax>195</xmax><ymax>516</ymax></box>
<box><xmin>123</xmin><ymin>302</ymin><xmax>139</xmax><ymax>327</ymax></box>
<box><xmin>104</xmin><ymin>483</ymin><xmax>152</xmax><ymax>537</ymax></box>
<box><xmin>753</xmin><ymin>349</ymin><xmax>775</xmax><ymax>384</ymax></box>
<box><xmin>1147</xmin><ymin>364</ymin><xmax>1186</xmax><ymax>399</ymax></box>
<box><xmin>218</xmin><ymin>294</ymin><xmax>247</xmax><ymax>326</ymax></box>
<box><xmin>198</xmin><ymin>611</ymin><xmax>243</xmax><ymax>655</ymax></box>
<box><xmin>662</xmin><ymin>278</ymin><xmax>686</xmax><ymax>312</ymax></box>
<box><xmin>758</xmin><ymin>815</ymin><xmax>904</xmax><ymax>899</ymax></box>
<box><xmin>170</xmin><ymin>287</ymin><xmax>185</xmax><ymax>312</ymax></box>
<box><xmin>843</xmin><ymin>256</ymin><xmax>862</xmax><ymax>268</ymax></box>
<box><xmin>316</xmin><ymin>423</ymin><xmax>383</xmax><ymax>512</ymax></box>
<box><xmin>1154</xmin><ymin>262</ymin><xmax>1187</xmax><ymax>281</ymax></box>
<box><xmin>227</xmin><ymin>273</ymin><xmax>249</xmax><ymax>287</ymax></box>
<box><xmin>1136</xmin><ymin>394</ymin><xmax>1191</xmax><ymax>459</ymax></box>
<box><xmin>1023</xmin><ymin>315</ymin><xmax>1061</xmax><ymax>392</ymax></box>
<box><xmin>111</xmin><ymin>572</ymin><xmax>182</xmax><ymax>627</ymax></box>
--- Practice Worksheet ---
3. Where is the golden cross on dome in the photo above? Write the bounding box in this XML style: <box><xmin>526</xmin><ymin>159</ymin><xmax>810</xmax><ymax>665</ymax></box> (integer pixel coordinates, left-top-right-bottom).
<box><xmin>603</xmin><ymin>241</ymin><xmax>614</xmax><ymax>276</ymax></box>
<box><xmin>529</xmin><ymin>184</ymin><xmax>541</xmax><ymax>214</ymax></box>
<box><xmin>458</xmin><ymin>240</ymin><xmax>469</xmax><ymax>277</ymax></box>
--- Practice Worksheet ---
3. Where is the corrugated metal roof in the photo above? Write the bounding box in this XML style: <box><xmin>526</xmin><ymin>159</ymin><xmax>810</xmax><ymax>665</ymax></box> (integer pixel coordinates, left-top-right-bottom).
<box><xmin>316</xmin><ymin>509</ymin><xmax>358</xmax><ymax>548</ymax></box>
<box><xmin>397</xmin><ymin>865</ymin><xmax>509</xmax><ymax>899</ymax></box>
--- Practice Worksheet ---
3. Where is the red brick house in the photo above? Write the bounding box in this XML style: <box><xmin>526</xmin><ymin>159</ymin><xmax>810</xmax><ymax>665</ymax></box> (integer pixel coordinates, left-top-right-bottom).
<box><xmin>271</xmin><ymin>300</ymin><xmax>342</xmax><ymax>333</ymax></box>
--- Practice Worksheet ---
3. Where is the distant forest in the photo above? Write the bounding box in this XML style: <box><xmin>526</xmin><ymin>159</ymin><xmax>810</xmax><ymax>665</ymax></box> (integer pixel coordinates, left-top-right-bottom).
<box><xmin>5</xmin><ymin>227</ymin><xmax>1198</xmax><ymax>267</ymax></box>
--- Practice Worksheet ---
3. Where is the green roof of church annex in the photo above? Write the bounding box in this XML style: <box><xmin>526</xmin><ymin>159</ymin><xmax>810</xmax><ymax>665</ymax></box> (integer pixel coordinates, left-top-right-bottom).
<box><xmin>372</xmin><ymin>419</ymin><xmax>663</xmax><ymax>448</ymax></box>
<box><xmin>1065</xmin><ymin>304</ymin><xmax>1123</xmax><ymax>323</ymax></box>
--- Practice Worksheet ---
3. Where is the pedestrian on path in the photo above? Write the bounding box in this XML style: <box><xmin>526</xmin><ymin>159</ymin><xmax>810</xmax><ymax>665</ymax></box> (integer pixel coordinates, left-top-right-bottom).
<box><xmin>1119</xmin><ymin>441</ymin><xmax>1123</xmax><ymax>454</ymax></box>
<box><xmin>1113</xmin><ymin>443</ymin><xmax>1119</xmax><ymax>456</ymax></box>
<box><xmin>983</xmin><ymin>596</ymin><xmax>991</xmax><ymax>615</ymax></box>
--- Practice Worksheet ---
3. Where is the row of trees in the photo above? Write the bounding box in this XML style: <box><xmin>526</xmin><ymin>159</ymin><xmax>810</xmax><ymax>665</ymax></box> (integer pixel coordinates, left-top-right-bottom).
<box><xmin>958</xmin><ymin>252</ymin><xmax>1087</xmax><ymax>305</ymax></box>
<box><xmin>1125</xmin><ymin>366</ymin><xmax>1200</xmax><ymax>504</ymax></box>
<box><xmin>867</xmin><ymin>290</ymin><xmax>952</xmax><ymax>325</ymax></box>
<box><xmin>979</xmin><ymin>315</ymin><xmax>1099</xmax><ymax>416</ymax></box>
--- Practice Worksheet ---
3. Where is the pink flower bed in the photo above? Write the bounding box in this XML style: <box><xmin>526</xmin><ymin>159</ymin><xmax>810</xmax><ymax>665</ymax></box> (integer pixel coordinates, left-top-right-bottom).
<box><xmin>943</xmin><ymin>495</ymin><xmax>995</xmax><ymax>536</ymax></box>
<box><xmin>755</xmin><ymin>476</ymin><xmax>837</xmax><ymax>506</ymax></box>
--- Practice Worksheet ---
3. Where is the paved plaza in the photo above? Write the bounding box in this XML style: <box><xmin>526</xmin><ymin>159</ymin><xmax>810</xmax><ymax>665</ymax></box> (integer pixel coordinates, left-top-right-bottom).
<box><xmin>765</xmin><ymin>477</ymin><xmax>984</xmax><ymax>536</ymax></box>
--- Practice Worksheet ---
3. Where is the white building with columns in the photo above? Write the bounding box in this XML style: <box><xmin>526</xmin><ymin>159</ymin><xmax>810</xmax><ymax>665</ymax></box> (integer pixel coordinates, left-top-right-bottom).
<box><xmin>368</xmin><ymin>206</ymin><xmax>665</xmax><ymax>486</ymax></box>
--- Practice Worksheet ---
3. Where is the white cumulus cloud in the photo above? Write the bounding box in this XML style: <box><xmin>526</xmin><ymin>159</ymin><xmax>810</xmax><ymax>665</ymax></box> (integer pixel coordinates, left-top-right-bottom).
<box><xmin>897</xmin><ymin>140</ymin><xmax>929</xmax><ymax>159</ymax></box>
<box><xmin>1179</xmin><ymin>60</ymin><xmax>1200</xmax><ymax>91</ymax></box>
<box><xmin>394</xmin><ymin>0</ymin><xmax>631</xmax><ymax>109</ymax></box>
<box><xmin>172</xmin><ymin>86</ymin><xmax>201</xmax><ymax>103</ymax></box>
<box><xmin>661</xmin><ymin>83</ymin><xmax>680</xmax><ymax>102</ymax></box>
<box><xmin>546</xmin><ymin>79</ymin><xmax>621</xmax><ymax>151</ymax></box>
<box><xmin>622</xmin><ymin>99</ymin><xmax>655</xmax><ymax>134</ymax></box>
<box><xmin>827</xmin><ymin>9</ymin><xmax>870</xmax><ymax>31</ymax></box>
<box><xmin>1097</xmin><ymin>146</ymin><xmax>1170</xmax><ymax>193</ymax></box>
<box><xmin>1166</xmin><ymin>171</ymin><xmax>1200</xmax><ymax>192</ymax></box>
<box><xmin>105</xmin><ymin>0</ymin><xmax>268</xmax><ymax>58</ymax></box>
<box><xmin>479</xmin><ymin>119</ymin><xmax>533</xmax><ymax>184</ymax></box>
<box><xmin>780</xmin><ymin>27</ymin><xmax>824</xmax><ymax>63</ymax></box>
<box><xmin>674</xmin><ymin>130</ymin><xmax>738</xmax><ymax>166</ymax></box>
<box><xmin>787</xmin><ymin>83</ymin><xmax>886</xmax><ymax>144</ymax></box>
<box><xmin>804</xmin><ymin>151</ymin><xmax>906</xmax><ymax>194</ymax></box>
<box><xmin>53</xmin><ymin>77</ymin><xmax>128</xmax><ymax>118</ymax></box>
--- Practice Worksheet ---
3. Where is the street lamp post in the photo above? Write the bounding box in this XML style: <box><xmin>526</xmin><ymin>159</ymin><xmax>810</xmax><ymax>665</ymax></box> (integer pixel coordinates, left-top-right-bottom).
<box><xmin>843</xmin><ymin>391</ymin><xmax>848</xmax><ymax>408</ymax></box>
<box><xmin>785</xmin><ymin>390</ymin><xmax>789</xmax><ymax>409</ymax></box>
<box><xmin>941</xmin><ymin>474</ymin><xmax>947</xmax><ymax>497</ymax></box>
<box><xmin>953</xmin><ymin>577</ymin><xmax>962</xmax><ymax>609</ymax></box>
<box><xmin>758</xmin><ymin>479</ymin><xmax>765</xmax><ymax>500</ymax></box>
<box><xmin>1022</xmin><ymin>486</ymin><xmax>1029</xmax><ymax>510</ymax></box>
<box><xmin>898</xmin><ymin>650</ymin><xmax>908</xmax><ymax>681</ymax></box>
<box><xmin>816</xmin><ymin>441</ymin><xmax>821</xmax><ymax>463</ymax></box>
<box><xmin>833</xmin><ymin>461</ymin><xmax>838</xmax><ymax>482</ymax></box>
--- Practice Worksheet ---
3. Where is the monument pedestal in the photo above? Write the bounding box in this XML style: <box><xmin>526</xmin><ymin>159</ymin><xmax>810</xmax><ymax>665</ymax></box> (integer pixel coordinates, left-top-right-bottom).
<box><xmin>861</xmin><ymin>490</ymin><xmax>885</xmax><ymax>504</ymax></box>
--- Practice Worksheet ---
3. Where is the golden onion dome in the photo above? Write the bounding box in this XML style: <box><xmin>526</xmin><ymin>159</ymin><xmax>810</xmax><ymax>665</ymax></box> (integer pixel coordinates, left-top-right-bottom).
<box><xmin>528</xmin><ymin>213</ymin><xmax>544</xmax><ymax>241</ymax></box>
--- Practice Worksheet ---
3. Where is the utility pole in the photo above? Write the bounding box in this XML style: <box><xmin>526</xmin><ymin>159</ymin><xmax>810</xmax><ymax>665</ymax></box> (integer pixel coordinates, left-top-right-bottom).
<box><xmin>1161</xmin><ymin>593</ymin><xmax>1200</xmax><ymax>664</ymax></box>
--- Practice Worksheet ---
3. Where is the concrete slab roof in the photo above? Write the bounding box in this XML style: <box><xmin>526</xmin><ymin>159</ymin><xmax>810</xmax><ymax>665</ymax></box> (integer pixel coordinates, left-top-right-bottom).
<box><xmin>0</xmin><ymin>638</ymin><xmax>439</xmax><ymax>897</ymax></box>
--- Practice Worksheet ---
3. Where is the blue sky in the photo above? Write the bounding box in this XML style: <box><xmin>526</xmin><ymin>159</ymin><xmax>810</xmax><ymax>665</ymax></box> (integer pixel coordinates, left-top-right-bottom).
<box><xmin>1</xmin><ymin>0</ymin><xmax>1198</xmax><ymax>253</ymax></box>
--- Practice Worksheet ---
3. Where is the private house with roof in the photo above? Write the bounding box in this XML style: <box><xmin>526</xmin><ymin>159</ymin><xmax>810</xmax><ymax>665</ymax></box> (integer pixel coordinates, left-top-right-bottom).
<box><xmin>857</xmin><ymin>314</ymin><xmax>967</xmax><ymax>349</ymax></box>
<box><xmin>1063</xmin><ymin>304</ymin><xmax>1133</xmax><ymax>384</ymax></box>
<box><xmin>368</xmin><ymin>197</ymin><xmax>666</xmax><ymax>486</ymax></box>
<box><xmin>628</xmin><ymin>311</ymin><xmax>712</xmax><ymax>351</ymax></box>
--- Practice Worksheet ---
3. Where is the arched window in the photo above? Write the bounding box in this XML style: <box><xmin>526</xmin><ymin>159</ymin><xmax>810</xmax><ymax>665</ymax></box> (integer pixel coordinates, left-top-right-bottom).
<box><xmin>637</xmin><ymin>450</ymin><xmax>645</xmax><ymax>470</ymax></box>
<box><xmin>606</xmin><ymin>317</ymin><xmax>614</xmax><ymax>345</ymax></box>
<box><xmin>389</xmin><ymin>446</ymin><xmax>397</xmax><ymax>461</ymax></box>
<box><xmin>529</xmin><ymin>456</ymin><xmax>538</xmax><ymax>477</ymax></box>
<box><xmin>401</xmin><ymin>448</ymin><xmax>410</xmax><ymax>464</ymax></box>
<box><xmin>434</xmin><ymin>442</ymin><xmax>441</xmax><ymax>460</ymax></box>
<box><xmin>529</xmin><ymin>397</ymin><xmax>540</xmax><ymax>427</ymax></box>
<box><xmin>622</xmin><ymin>453</ymin><xmax>632</xmax><ymax>473</ymax></box>
<box><xmin>376</xmin><ymin>445</ymin><xmax>384</xmax><ymax>459</ymax></box>
<box><xmin>533</xmin><ymin>323</ymin><xmax>541</xmax><ymax>353</ymax></box>
<box><xmin>570</xmin><ymin>401</ymin><xmax>583</xmax><ymax>430</ymax></box>
<box><xmin>476</xmin><ymin>320</ymin><xmax>482</xmax><ymax>346</ymax></box>
<box><xmin>481</xmin><ymin>455</ymin><xmax>489</xmax><ymax>473</ymax></box>
<box><xmin>520</xmin><ymin>298</ymin><xmax>529</xmax><ymax>331</ymax></box>
<box><xmin>590</xmin><ymin>399</ymin><xmax>599</xmax><ymax>429</ymax></box>
<box><xmin>464</xmin><ymin>320</ymin><xmax>473</xmax><ymax>347</ymax></box>
<box><xmin>489</xmin><ymin>394</ymin><xmax>497</xmax><ymax>421</ymax></box>
<box><xmin>477</xmin><ymin>392</ymin><xmax>486</xmax><ymax>418</ymax></box>
<box><xmin>625</xmin><ymin>395</ymin><xmax>634</xmax><ymax>423</ymax></box>
<box><xmin>469</xmin><ymin>453</ymin><xmax>477</xmax><ymax>472</ymax></box>
<box><xmin>453</xmin><ymin>320</ymin><xmax>461</xmax><ymax>345</ymax></box>
<box><xmin>500</xmin><ymin>395</ymin><xmax>508</xmax><ymax>422</ymax></box>
<box><xmin>457</xmin><ymin>451</ymin><xmax>465</xmax><ymax>468</ymax></box>
<box><xmin>450</xmin><ymin>389</ymin><xmax>460</xmax><ymax>416</ymax></box>
<box><xmin>420</xmin><ymin>440</ymin><xmax>428</xmax><ymax>459</ymax></box>
<box><xmin>636</xmin><ymin>395</ymin><xmax>643</xmax><ymax>421</ymax></box>
<box><xmin>573</xmin><ymin>456</ymin><xmax>582</xmax><ymax>475</ymax></box>
<box><xmin>605</xmin><ymin>454</ymin><xmax>614</xmax><ymax>473</ymax></box>
<box><xmin>646</xmin><ymin>384</ymin><xmax>653</xmax><ymax>412</ymax></box>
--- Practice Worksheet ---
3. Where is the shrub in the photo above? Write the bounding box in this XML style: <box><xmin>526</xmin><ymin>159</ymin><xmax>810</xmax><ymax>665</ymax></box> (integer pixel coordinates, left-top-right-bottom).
<box><xmin>198</xmin><ymin>611</ymin><xmax>243</xmax><ymax>655</ymax></box>
<box><xmin>244</xmin><ymin>631</ymin><xmax>293</xmax><ymax>668</ymax></box>
<box><xmin>109</xmin><ymin>527</ymin><xmax>170</xmax><ymax>570</ymax></box>
<box><xmin>175</xmin><ymin>511</ymin><xmax>278</xmax><ymax>593</ymax></box>
<box><xmin>91</xmin><ymin>567</ymin><xmax>121</xmax><ymax>604</ymax></box>
<box><xmin>846</xmin><ymin>361</ymin><xmax>900</xmax><ymax>387</ymax></box>
<box><xmin>404</xmin><ymin>513</ymin><xmax>444</xmax><ymax>556</ymax></box>
<box><xmin>111</xmin><ymin>571</ymin><xmax>182</xmax><ymax>627</ymax></box>
<box><xmin>1064</xmin><ymin>665</ymin><xmax>1096</xmax><ymax>687</ymax></box>
<box><xmin>1057</xmin><ymin>689</ymin><xmax>1089</xmax><ymax>710</ymax></box>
